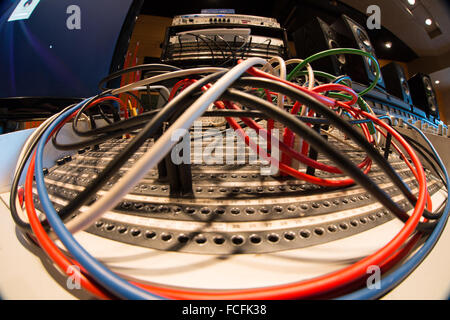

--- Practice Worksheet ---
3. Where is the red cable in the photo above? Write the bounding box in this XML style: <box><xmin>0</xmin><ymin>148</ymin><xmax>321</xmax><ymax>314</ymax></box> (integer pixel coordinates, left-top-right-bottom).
<box><xmin>207</xmin><ymin>80</ymin><xmax>373</xmax><ymax>176</ymax></box>
<box><xmin>19</xmin><ymin>69</ymin><xmax>429</xmax><ymax>300</ymax></box>
<box><xmin>223</xmin><ymin>100</ymin><xmax>372</xmax><ymax>174</ymax></box>
<box><xmin>25</xmin><ymin>155</ymin><xmax>111</xmax><ymax>299</ymax></box>
<box><xmin>245</xmin><ymin>65</ymin><xmax>370</xmax><ymax>152</ymax></box>
<box><xmin>85</xmin><ymin>96</ymin><xmax>128</xmax><ymax>114</ymax></box>
<box><xmin>376</xmin><ymin>125</ymin><xmax>432</xmax><ymax>211</ymax></box>
<box><xmin>127</xmin><ymin>71</ymin><xmax>428</xmax><ymax>298</ymax></box>
<box><xmin>263</xmin><ymin>89</ymin><xmax>275</xmax><ymax>133</ymax></box>
<box><xmin>199</xmin><ymin>82</ymin><xmax>373</xmax><ymax>186</ymax></box>
<box><xmin>336</xmin><ymin>100</ymin><xmax>431</xmax><ymax>211</ymax></box>
<box><xmin>168</xmin><ymin>79</ymin><xmax>196</xmax><ymax>101</ymax></box>
<box><xmin>130</xmin><ymin>109</ymin><xmax>427</xmax><ymax>299</ymax></box>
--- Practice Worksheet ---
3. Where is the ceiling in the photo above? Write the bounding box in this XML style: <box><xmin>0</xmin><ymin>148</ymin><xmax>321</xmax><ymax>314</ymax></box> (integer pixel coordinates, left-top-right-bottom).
<box><xmin>340</xmin><ymin>0</ymin><xmax>450</xmax><ymax>88</ymax></box>
<box><xmin>340</xmin><ymin>0</ymin><xmax>450</xmax><ymax>57</ymax></box>
<box><xmin>141</xmin><ymin>0</ymin><xmax>288</xmax><ymax>19</ymax></box>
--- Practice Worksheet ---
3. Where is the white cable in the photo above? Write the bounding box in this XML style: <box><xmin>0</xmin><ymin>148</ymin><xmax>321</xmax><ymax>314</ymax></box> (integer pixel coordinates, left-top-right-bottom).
<box><xmin>274</xmin><ymin>58</ymin><xmax>315</xmax><ymax>158</ymax></box>
<box><xmin>112</xmin><ymin>67</ymin><xmax>226</xmax><ymax>95</ymax></box>
<box><xmin>262</xmin><ymin>56</ymin><xmax>286</xmax><ymax>110</ymax></box>
<box><xmin>260</xmin><ymin>61</ymin><xmax>276</xmax><ymax>75</ymax></box>
<box><xmin>284</xmin><ymin>59</ymin><xmax>315</xmax><ymax>91</ymax></box>
<box><xmin>283</xmin><ymin>59</ymin><xmax>315</xmax><ymax>116</ymax></box>
<box><xmin>65</xmin><ymin>58</ymin><xmax>268</xmax><ymax>234</ymax></box>
<box><xmin>13</xmin><ymin>113</ymin><xmax>61</xmax><ymax>177</ymax></box>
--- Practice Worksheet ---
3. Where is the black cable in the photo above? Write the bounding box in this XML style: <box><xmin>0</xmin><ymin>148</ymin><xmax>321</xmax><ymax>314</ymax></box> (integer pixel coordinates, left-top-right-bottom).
<box><xmin>9</xmin><ymin>94</ymin><xmax>113</xmax><ymax>232</ymax></box>
<box><xmin>399</xmin><ymin>134</ymin><xmax>446</xmax><ymax>221</ymax></box>
<box><xmin>220</xmin><ymin>35</ymin><xmax>248</xmax><ymax>66</ymax></box>
<box><xmin>221</xmin><ymin>89</ymin><xmax>406</xmax><ymax>218</ymax></box>
<box><xmin>121</xmin><ymin>91</ymin><xmax>144</xmax><ymax>110</ymax></box>
<box><xmin>232</xmin><ymin>78</ymin><xmax>440</xmax><ymax>224</ymax></box>
<box><xmin>75</xmin><ymin>83</ymin><xmax>167</xmax><ymax>138</ymax></box>
<box><xmin>215</xmin><ymin>35</ymin><xmax>235</xmax><ymax>64</ymax></box>
<box><xmin>402</xmin><ymin>134</ymin><xmax>446</xmax><ymax>186</ymax></box>
<box><xmin>52</xmin><ymin>109</ymin><xmax>265</xmax><ymax>150</ymax></box>
<box><xmin>71</xmin><ymin>90</ymin><xmax>144</xmax><ymax>138</ymax></box>
<box><xmin>9</xmin><ymin>104</ymin><xmax>80</xmax><ymax>232</ymax></box>
<box><xmin>53</xmin><ymin>88</ymin><xmax>222</xmax><ymax>149</ymax></box>
<box><xmin>54</xmin><ymin>71</ymin><xmax>227</xmax><ymax>222</ymax></box>
<box><xmin>51</xmin><ymin>121</ymin><xmax>149</xmax><ymax>150</ymax></box>
<box><xmin>185</xmin><ymin>33</ymin><xmax>219</xmax><ymax>65</ymax></box>
<box><xmin>56</xmin><ymin>102</ymin><xmax>373</xmax><ymax>141</ymax></box>
<box><xmin>224</xmin><ymin>79</ymin><xmax>439</xmax><ymax>232</ymax></box>
<box><xmin>87</xmin><ymin>110</ymin><xmax>97</xmax><ymax>131</ymax></box>
<box><xmin>98</xmin><ymin>64</ymin><xmax>181</xmax><ymax>91</ymax></box>
<box><xmin>71</xmin><ymin>97</ymin><xmax>116</xmax><ymax>137</ymax></box>
<box><xmin>207</xmin><ymin>34</ymin><xmax>228</xmax><ymax>60</ymax></box>
<box><xmin>98</xmin><ymin>104</ymin><xmax>114</xmax><ymax>125</ymax></box>
<box><xmin>376</xmin><ymin>117</ymin><xmax>444</xmax><ymax>222</ymax></box>
<box><xmin>59</xmin><ymin>109</ymin><xmax>160</xmax><ymax>138</ymax></box>
<box><xmin>99</xmin><ymin>102</ymin><xmax>121</xmax><ymax>123</ymax></box>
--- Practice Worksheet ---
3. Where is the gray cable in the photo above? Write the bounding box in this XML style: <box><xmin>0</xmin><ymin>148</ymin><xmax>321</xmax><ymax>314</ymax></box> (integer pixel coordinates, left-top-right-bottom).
<box><xmin>65</xmin><ymin>58</ymin><xmax>267</xmax><ymax>234</ymax></box>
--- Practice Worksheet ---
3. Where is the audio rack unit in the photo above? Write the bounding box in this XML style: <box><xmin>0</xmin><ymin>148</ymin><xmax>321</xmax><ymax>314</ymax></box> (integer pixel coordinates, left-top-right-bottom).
<box><xmin>161</xmin><ymin>14</ymin><xmax>289</xmax><ymax>67</ymax></box>
<box><xmin>408</xmin><ymin>73</ymin><xmax>440</xmax><ymax>120</ymax></box>
<box><xmin>381</xmin><ymin>62</ymin><xmax>413</xmax><ymax>106</ymax></box>
<box><xmin>172</xmin><ymin>14</ymin><xmax>281</xmax><ymax>28</ymax></box>
<box><xmin>30</xmin><ymin>121</ymin><xmax>445</xmax><ymax>255</ymax></box>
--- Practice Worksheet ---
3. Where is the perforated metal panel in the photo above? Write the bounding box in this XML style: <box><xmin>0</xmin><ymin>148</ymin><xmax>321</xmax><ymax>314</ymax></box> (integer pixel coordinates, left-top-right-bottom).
<box><xmin>33</xmin><ymin>132</ymin><xmax>444</xmax><ymax>255</ymax></box>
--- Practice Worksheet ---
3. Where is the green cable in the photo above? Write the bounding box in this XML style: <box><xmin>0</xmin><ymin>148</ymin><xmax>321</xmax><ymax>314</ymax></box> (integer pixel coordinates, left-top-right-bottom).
<box><xmin>292</xmin><ymin>70</ymin><xmax>376</xmax><ymax>134</ymax></box>
<box><xmin>287</xmin><ymin>48</ymin><xmax>381</xmax><ymax>97</ymax></box>
<box><xmin>258</xmin><ymin>50</ymin><xmax>380</xmax><ymax>134</ymax></box>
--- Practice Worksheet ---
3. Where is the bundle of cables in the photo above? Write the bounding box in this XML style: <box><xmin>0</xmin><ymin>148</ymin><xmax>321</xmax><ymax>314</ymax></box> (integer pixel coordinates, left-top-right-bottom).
<box><xmin>9</xmin><ymin>49</ymin><xmax>449</xmax><ymax>300</ymax></box>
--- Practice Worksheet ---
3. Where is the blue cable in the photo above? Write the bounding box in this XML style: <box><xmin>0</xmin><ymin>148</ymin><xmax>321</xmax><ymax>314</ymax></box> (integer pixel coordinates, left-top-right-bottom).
<box><xmin>34</xmin><ymin>98</ymin><xmax>163</xmax><ymax>300</ymax></box>
<box><xmin>297</xmin><ymin>118</ymin><xmax>372</xmax><ymax>125</ymax></box>
<box><xmin>33</xmin><ymin>102</ymin><xmax>448</xmax><ymax>300</ymax></box>
<box><xmin>333</xmin><ymin>76</ymin><xmax>352</xmax><ymax>85</ymax></box>
<box><xmin>338</xmin><ymin>120</ymin><xmax>450</xmax><ymax>299</ymax></box>
<box><xmin>32</xmin><ymin>97</ymin><xmax>368</xmax><ymax>299</ymax></box>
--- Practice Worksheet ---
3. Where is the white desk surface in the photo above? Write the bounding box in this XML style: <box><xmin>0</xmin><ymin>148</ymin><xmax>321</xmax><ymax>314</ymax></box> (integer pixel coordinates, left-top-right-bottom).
<box><xmin>1</xmin><ymin>190</ymin><xmax>449</xmax><ymax>300</ymax></box>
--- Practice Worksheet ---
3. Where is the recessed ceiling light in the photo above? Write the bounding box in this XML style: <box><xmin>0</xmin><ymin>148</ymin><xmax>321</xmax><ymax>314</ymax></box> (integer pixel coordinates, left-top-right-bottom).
<box><xmin>425</xmin><ymin>18</ymin><xmax>433</xmax><ymax>25</ymax></box>
<box><xmin>435</xmin><ymin>80</ymin><xmax>440</xmax><ymax>84</ymax></box>
<box><xmin>385</xmin><ymin>41</ymin><xmax>392</xmax><ymax>49</ymax></box>
<box><xmin>407</xmin><ymin>0</ymin><xmax>415</xmax><ymax>5</ymax></box>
